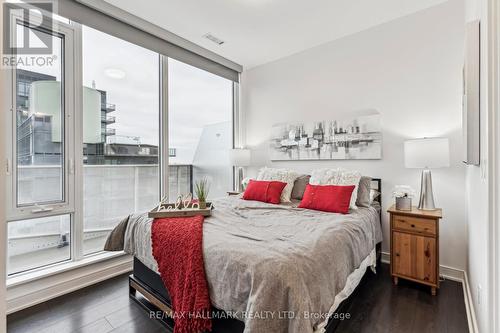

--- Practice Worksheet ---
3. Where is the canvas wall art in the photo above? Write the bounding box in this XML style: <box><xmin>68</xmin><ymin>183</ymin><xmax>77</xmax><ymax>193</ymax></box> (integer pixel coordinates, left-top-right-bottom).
<box><xmin>270</xmin><ymin>113</ymin><xmax>382</xmax><ymax>160</ymax></box>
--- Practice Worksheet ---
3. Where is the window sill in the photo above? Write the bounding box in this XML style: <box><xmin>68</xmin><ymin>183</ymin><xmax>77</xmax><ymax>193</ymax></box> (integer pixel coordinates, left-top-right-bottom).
<box><xmin>7</xmin><ymin>251</ymin><xmax>127</xmax><ymax>288</ymax></box>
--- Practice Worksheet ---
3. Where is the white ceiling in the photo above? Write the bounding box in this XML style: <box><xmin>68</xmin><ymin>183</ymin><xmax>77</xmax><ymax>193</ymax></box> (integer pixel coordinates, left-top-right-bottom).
<box><xmin>104</xmin><ymin>0</ymin><xmax>449</xmax><ymax>69</ymax></box>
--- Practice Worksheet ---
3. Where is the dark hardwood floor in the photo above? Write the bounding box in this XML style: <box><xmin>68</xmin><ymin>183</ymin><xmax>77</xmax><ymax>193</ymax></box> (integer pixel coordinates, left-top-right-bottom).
<box><xmin>7</xmin><ymin>264</ymin><xmax>469</xmax><ymax>333</ymax></box>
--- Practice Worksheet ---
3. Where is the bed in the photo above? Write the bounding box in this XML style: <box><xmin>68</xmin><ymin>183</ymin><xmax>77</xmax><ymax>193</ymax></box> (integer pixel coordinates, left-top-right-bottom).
<box><xmin>117</xmin><ymin>179</ymin><xmax>383</xmax><ymax>333</ymax></box>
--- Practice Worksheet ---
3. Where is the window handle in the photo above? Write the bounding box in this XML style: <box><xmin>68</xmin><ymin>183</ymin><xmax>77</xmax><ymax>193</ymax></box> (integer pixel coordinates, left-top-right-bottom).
<box><xmin>68</xmin><ymin>158</ymin><xmax>74</xmax><ymax>175</ymax></box>
<box><xmin>6</xmin><ymin>158</ymin><xmax>11</xmax><ymax>175</ymax></box>
<box><xmin>31</xmin><ymin>204</ymin><xmax>54</xmax><ymax>213</ymax></box>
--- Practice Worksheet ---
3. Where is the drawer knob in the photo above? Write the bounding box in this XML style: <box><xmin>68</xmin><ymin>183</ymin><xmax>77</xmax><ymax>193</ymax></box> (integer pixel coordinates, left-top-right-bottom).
<box><xmin>395</xmin><ymin>253</ymin><xmax>400</xmax><ymax>257</ymax></box>
<box><xmin>411</xmin><ymin>224</ymin><xmax>415</xmax><ymax>228</ymax></box>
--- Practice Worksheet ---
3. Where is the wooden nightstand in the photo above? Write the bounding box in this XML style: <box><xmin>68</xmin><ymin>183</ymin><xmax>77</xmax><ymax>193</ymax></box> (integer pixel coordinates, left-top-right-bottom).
<box><xmin>387</xmin><ymin>205</ymin><xmax>442</xmax><ymax>295</ymax></box>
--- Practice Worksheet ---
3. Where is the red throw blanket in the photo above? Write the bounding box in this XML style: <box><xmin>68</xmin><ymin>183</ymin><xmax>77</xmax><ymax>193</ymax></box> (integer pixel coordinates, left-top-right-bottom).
<box><xmin>151</xmin><ymin>215</ymin><xmax>212</xmax><ymax>333</ymax></box>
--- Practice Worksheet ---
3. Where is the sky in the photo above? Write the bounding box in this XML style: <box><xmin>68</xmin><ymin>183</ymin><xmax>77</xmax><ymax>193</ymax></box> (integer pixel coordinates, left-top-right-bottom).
<box><xmin>18</xmin><ymin>23</ymin><xmax>233</xmax><ymax>165</ymax></box>
<box><xmin>82</xmin><ymin>26</ymin><xmax>233</xmax><ymax>164</ymax></box>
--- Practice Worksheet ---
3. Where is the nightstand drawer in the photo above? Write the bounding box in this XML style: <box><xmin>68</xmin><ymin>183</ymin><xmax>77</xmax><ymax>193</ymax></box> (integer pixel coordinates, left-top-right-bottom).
<box><xmin>393</xmin><ymin>215</ymin><xmax>436</xmax><ymax>235</ymax></box>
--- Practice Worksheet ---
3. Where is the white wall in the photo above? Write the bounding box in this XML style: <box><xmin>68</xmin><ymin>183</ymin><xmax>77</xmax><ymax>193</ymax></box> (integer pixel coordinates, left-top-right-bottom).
<box><xmin>242</xmin><ymin>0</ymin><xmax>467</xmax><ymax>271</ymax></box>
<box><xmin>465</xmin><ymin>0</ymin><xmax>492</xmax><ymax>331</ymax></box>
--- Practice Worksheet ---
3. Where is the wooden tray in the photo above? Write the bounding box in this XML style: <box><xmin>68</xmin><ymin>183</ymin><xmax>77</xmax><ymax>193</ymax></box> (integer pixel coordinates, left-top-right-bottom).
<box><xmin>148</xmin><ymin>202</ymin><xmax>213</xmax><ymax>218</ymax></box>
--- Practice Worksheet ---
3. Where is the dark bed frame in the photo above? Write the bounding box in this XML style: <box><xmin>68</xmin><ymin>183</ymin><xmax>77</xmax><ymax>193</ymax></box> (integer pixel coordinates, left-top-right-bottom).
<box><xmin>129</xmin><ymin>178</ymin><xmax>382</xmax><ymax>333</ymax></box>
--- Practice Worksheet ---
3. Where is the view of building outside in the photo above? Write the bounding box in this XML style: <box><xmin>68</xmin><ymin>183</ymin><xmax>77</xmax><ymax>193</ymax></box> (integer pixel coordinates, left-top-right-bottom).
<box><xmin>168</xmin><ymin>58</ymin><xmax>233</xmax><ymax>200</ymax></box>
<box><xmin>81</xmin><ymin>26</ymin><xmax>161</xmax><ymax>255</ymax></box>
<box><xmin>7</xmin><ymin>25</ymin><xmax>233</xmax><ymax>274</ymax></box>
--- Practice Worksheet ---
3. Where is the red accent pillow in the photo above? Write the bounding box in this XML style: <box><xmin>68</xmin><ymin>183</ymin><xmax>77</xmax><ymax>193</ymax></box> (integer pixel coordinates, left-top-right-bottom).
<box><xmin>243</xmin><ymin>180</ymin><xmax>287</xmax><ymax>204</ymax></box>
<box><xmin>298</xmin><ymin>184</ymin><xmax>355</xmax><ymax>214</ymax></box>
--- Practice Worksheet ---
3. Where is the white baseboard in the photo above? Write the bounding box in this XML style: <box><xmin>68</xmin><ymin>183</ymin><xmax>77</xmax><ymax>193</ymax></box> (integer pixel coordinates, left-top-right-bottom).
<box><xmin>6</xmin><ymin>254</ymin><xmax>133</xmax><ymax>314</ymax></box>
<box><xmin>381</xmin><ymin>251</ymin><xmax>478</xmax><ymax>333</ymax></box>
<box><xmin>463</xmin><ymin>270</ymin><xmax>479</xmax><ymax>333</ymax></box>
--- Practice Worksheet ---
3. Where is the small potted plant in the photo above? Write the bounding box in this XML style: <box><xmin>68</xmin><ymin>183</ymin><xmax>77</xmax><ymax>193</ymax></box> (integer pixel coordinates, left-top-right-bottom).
<box><xmin>392</xmin><ymin>185</ymin><xmax>416</xmax><ymax>211</ymax></box>
<box><xmin>195</xmin><ymin>178</ymin><xmax>210</xmax><ymax>209</ymax></box>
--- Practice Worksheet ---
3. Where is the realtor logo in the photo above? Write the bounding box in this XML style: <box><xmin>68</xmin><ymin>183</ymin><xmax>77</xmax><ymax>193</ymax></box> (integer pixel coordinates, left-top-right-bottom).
<box><xmin>3</xmin><ymin>1</ymin><xmax>54</xmax><ymax>55</ymax></box>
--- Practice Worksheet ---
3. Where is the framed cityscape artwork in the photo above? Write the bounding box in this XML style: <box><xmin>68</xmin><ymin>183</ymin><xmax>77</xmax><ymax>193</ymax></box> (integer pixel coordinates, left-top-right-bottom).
<box><xmin>270</xmin><ymin>112</ymin><xmax>382</xmax><ymax>161</ymax></box>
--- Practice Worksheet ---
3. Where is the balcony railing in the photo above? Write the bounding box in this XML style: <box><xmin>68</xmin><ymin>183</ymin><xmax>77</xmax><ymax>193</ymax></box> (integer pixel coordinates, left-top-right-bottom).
<box><xmin>103</xmin><ymin>103</ymin><xmax>116</xmax><ymax>113</ymax></box>
<box><xmin>10</xmin><ymin>164</ymin><xmax>194</xmax><ymax>274</ymax></box>
<box><xmin>105</xmin><ymin>128</ymin><xmax>116</xmax><ymax>136</ymax></box>
<box><xmin>101</xmin><ymin>115</ymin><xmax>116</xmax><ymax>124</ymax></box>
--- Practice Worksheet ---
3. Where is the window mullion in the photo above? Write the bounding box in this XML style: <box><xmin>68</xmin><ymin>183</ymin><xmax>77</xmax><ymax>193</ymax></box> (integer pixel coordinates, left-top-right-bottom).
<box><xmin>160</xmin><ymin>55</ymin><xmax>169</xmax><ymax>200</ymax></box>
<box><xmin>72</xmin><ymin>22</ymin><xmax>84</xmax><ymax>261</ymax></box>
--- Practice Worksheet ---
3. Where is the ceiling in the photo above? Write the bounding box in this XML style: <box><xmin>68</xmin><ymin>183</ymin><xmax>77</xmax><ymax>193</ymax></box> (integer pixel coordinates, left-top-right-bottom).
<box><xmin>104</xmin><ymin>0</ymin><xmax>449</xmax><ymax>70</ymax></box>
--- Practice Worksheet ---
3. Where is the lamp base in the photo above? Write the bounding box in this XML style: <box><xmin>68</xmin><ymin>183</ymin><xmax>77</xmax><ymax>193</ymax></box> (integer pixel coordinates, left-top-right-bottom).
<box><xmin>418</xmin><ymin>169</ymin><xmax>437</xmax><ymax>210</ymax></box>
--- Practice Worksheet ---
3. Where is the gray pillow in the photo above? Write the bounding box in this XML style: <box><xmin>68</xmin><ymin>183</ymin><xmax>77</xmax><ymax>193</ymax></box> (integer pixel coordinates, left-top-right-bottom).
<box><xmin>356</xmin><ymin>176</ymin><xmax>372</xmax><ymax>207</ymax></box>
<box><xmin>291</xmin><ymin>175</ymin><xmax>311</xmax><ymax>200</ymax></box>
<box><xmin>103</xmin><ymin>215</ymin><xmax>130</xmax><ymax>251</ymax></box>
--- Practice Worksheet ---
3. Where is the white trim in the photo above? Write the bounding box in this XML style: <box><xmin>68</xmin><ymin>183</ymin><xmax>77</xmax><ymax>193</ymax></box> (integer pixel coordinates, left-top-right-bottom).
<box><xmin>439</xmin><ymin>264</ymin><xmax>466</xmax><ymax>283</ymax></box>
<box><xmin>160</xmin><ymin>55</ymin><xmax>169</xmax><ymax>199</ymax></box>
<box><xmin>232</xmin><ymin>81</ymin><xmax>241</xmax><ymax>188</ymax></box>
<box><xmin>488</xmin><ymin>0</ymin><xmax>500</xmax><ymax>332</ymax></box>
<box><xmin>7</xmin><ymin>251</ymin><xmax>125</xmax><ymax>287</ymax></box>
<box><xmin>1</xmin><ymin>1</ymin><xmax>9</xmax><ymax>330</ymax></box>
<box><xmin>233</xmin><ymin>81</ymin><xmax>241</xmax><ymax>148</ymax></box>
<box><xmin>75</xmin><ymin>0</ymin><xmax>242</xmax><ymax>73</ymax></box>
<box><xmin>6</xmin><ymin>253</ymin><xmax>132</xmax><ymax>314</ymax></box>
<box><xmin>463</xmin><ymin>270</ymin><xmax>480</xmax><ymax>333</ymax></box>
<box><xmin>72</xmin><ymin>21</ymin><xmax>84</xmax><ymax>261</ymax></box>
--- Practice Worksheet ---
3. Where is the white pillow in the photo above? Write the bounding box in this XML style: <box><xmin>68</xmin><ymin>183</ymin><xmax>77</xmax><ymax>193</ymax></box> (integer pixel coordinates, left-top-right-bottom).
<box><xmin>256</xmin><ymin>167</ymin><xmax>299</xmax><ymax>203</ymax></box>
<box><xmin>310</xmin><ymin>168</ymin><xmax>362</xmax><ymax>210</ymax></box>
<box><xmin>241</xmin><ymin>177</ymin><xmax>251</xmax><ymax>191</ymax></box>
<box><xmin>309</xmin><ymin>168</ymin><xmax>341</xmax><ymax>185</ymax></box>
<box><xmin>369</xmin><ymin>189</ymin><xmax>381</xmax><ymax>204</ymax></box>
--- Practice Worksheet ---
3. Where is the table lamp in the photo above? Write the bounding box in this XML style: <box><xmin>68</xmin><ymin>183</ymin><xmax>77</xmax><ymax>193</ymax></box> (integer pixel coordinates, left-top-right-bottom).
<box><xmin>404</xmin><ymin>138</ymin><xmax>450</xmax><ymax>210</ymax></box>
<box><xmin>229</xmin><ymin>148</ymin><xmax>251</xmax><ymax>192</ymax></box>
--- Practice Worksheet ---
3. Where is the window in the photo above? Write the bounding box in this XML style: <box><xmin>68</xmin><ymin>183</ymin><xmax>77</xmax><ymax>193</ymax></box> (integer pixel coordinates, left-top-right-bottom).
<box><xmin>81</xmin><ymin>26</ymin><xmax>160</xmax><ymax>255</ymax></box>
<box><xmin>15</xmin><ymin>24</ymin><xmax>65</xmax><ymax>206</ymax></box>
<box><xmin>7</xmin><ymin>10</ymin><xmax>75</xmax><ymax>275</ymax></box>
<box><xmin>8</xmin><ymin>215</ymin><xmax>71</xmax><ymax>275</ymax></box>
<box><xmin>5</xmin><ymin>5</ymin><xmax>237</xmax><ymax>277</ymax></box>
<box><xmin>168</xmin><ymin>59</ymin><xmax>233</xmax><ymax>200</ymax></box>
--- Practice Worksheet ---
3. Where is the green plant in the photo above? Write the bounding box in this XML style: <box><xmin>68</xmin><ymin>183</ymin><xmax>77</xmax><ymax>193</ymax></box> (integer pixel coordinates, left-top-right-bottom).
<box><xmin>195</xmin><ymin>178</ymin><xmax>210</xmax><ymax>202</ymax></box>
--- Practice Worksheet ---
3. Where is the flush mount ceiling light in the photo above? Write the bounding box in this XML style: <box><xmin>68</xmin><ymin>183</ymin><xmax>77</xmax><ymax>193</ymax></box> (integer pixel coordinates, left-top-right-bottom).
<box><xmin>202</xmin><ymin>33</ymin><xmax>225</xmax><ymax>45</ymax></box>
<box><xmin>104</xmin><ymin>68</ymin><xmax>126</xmax><ymax>79</ymax></box>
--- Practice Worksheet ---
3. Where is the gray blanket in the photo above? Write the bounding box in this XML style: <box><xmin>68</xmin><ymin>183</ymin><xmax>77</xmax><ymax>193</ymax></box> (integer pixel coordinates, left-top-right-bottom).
<box><xmin>119</xmin><ymin>196</ymin><xmax>382</xmax><ymax>333</ymax></box>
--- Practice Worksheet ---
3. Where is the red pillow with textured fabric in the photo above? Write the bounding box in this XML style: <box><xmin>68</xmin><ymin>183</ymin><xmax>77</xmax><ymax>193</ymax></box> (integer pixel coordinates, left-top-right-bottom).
<box><xmin>243</xmin><ymin>180</ymin><xmax>287</xmax><ymax>204</ymax></box>
<box><xmin>298</xmin><ymin>184</ymin><xmax>355</xmax><ymax>214</ymax></box>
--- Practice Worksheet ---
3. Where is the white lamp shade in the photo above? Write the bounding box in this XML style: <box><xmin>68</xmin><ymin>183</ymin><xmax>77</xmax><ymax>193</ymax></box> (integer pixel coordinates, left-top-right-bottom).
<box><xmin>229</xmin><ymin>148</ymin><xmax>251</xmax><ymax>166</ymax></box>
<box><xmin>404</xmin><ymin>138</ymin><xmax>450</xmax><ymax>169</ymax></box>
